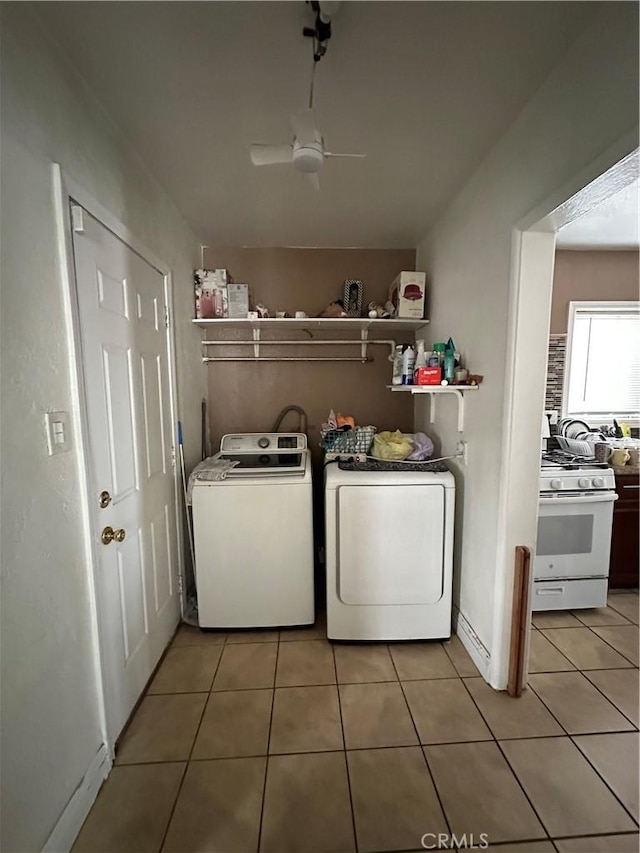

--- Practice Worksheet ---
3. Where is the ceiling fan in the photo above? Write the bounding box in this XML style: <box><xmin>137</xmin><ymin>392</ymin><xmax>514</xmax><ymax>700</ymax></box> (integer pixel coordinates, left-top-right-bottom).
<box><xmin>249</xmin><ymin>1</ymin><xmax>365</xmax><ymax>189</ymax></box>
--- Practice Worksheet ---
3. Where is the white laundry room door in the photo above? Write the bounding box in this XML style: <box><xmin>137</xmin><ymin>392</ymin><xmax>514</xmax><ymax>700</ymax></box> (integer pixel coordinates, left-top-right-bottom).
<box><xmin>72</xmin><ymin>205</ymin><xmax>179</xmax><ymax>744</ymax></box>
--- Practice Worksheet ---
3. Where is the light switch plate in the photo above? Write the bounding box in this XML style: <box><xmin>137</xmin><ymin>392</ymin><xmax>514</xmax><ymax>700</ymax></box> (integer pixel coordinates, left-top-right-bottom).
<box><xmin>45</xmin><ymin>411</ymin><xmax>72</xmax><ymax>455</ymax></box>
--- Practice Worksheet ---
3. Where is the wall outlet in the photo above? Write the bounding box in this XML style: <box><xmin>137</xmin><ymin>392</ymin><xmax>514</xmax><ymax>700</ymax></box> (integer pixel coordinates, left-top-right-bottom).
<box><xmin>456</xmin><ymin>440</ymin><xmax>468</xmax><ymax>465</ymax></box>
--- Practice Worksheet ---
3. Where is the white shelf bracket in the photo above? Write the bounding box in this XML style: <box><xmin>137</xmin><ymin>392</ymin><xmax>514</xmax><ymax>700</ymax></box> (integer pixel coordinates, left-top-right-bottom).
<box><xmin>456</xmin><ymin>390</ymin><xmax>465</xmax><ymax>432</ymax></box>
<box><xmin>408</xmin><ymin>386</ymin><xmax>468</xmax><ymax>432</ymax></box>
<box><xmin>389</xmin><ymin>383</ymin><xmax>475</xmax><ymax>431</ymax></box>
<box><xmin>252</xmin><ymin>327</ymin><xmax>260</xmax><ymax>359</ymax></box>
<box><xmin>360</xmin><ymin>328</ymin><xmax>369</xmax><ymax>361</ymax></box>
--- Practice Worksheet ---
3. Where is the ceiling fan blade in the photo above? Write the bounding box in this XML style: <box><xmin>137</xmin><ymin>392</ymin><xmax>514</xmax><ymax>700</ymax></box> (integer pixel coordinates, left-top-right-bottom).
<box><xmin>306</xmin><ymin>172</ymin><xmax>320</xmax><ymax>191</ymax></box>
<box><xmin>324</xmin><ymin>152</ymin><xmax>367</xmax><ymax>159</ymax></box>
<box><xmin>291</xmin><ymin>109</ymin><xmax>319</xmax><ymax>146</ymax></box>
<box><xmin>250</xmin><ymin>144</ymin><xmax>293</xmax><ymax>166</ymax></box>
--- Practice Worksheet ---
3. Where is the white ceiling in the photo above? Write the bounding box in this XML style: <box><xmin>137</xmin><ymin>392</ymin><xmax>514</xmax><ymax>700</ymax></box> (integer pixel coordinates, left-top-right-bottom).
<box><xmin>556</xmin><ymin>178</ymin><xmax>639</xmax><ymax>250</ymax></box>
<box><xmin>34</xmin><ymin>1</ymin><xmax>601</xmax><ymax>248</ymax></box>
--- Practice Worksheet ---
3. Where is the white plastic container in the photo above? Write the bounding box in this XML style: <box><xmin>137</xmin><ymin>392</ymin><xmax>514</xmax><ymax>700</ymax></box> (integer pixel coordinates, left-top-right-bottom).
<box><xmin>414</xmin><ymin>340</ymin><xmax>427</xmax><ymax>371</ymax></box>
<box><xmin>402</xmin><ymin>344</ymin><xmax>416</xmax><ymax>385</ymax></box>
<box><xmin>391</xmin><ymin>345</ymin><xmax>404</xmax><ymax>385</ymax></box>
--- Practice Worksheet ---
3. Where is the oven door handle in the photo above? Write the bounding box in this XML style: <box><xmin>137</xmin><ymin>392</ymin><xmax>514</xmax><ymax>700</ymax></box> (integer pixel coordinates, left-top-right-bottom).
<box><xmin>539</xmin><ymin>493</ymin><xmax>618</xmax><ymax>505</ymax></box>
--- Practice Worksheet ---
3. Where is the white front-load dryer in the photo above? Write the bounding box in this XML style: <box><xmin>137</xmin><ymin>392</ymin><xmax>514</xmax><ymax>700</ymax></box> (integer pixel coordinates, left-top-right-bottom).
<box><xmin>324</xmin><ymin>460</ymin><xmax>455</xmax><ymax>640</ymax></box>
<box><xmin>192</xmin><ymin>433</ymin><xmax>314</xmax><ymax>629</ymax></box>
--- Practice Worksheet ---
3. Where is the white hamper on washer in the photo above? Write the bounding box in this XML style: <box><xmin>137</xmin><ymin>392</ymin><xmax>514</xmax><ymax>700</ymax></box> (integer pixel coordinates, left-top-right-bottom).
<box><xmin>325</xmin><ymin>459</ymin><xmax>455</xmax><ymax>640</ymax></box>
<box><xmin>192</xmin><ymin>433</ymin><xmax>314</xmax><ymax>629</ymax></box>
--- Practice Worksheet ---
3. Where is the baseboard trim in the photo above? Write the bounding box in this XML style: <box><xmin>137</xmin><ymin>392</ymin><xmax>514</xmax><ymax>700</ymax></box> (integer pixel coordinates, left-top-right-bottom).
<box><xmin>453</xmin><ymin>607</ymin><xmax>491</xmax><ymax>681</ymax></box>
<box><xmin>42</xmin><ymin>744</ymin><xmax>111</xmax><ymax>853</ymax></box>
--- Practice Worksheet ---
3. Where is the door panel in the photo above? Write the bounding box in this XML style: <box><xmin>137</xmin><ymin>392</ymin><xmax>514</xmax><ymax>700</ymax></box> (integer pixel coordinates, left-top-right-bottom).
<box><xmin>116</xmin><ymin>532</ymin><xmax>148</xmax><ymax>660</ymax></box>
<box><xmin>151</xmin><ymin>505</ymin><xmax>173</xmax><ymax>612</ymax></box>
<box><xmin>102</xmin><ymin>344</ymin><xmax>138</xmax><ymax>499</ymax></box>
<box><xmin>140</xmin><ymin>353</ymin><xmax>166</xmax><ymax>479</ymax></box>
<box><xmin>97</xmin><ymin>268</ymin><xmax>128</xmax><ymax>318</ymax></box>
<box><xmin>337</xmin><ymin>484</ymin><xmax>445</xmax><ymax>606</ymax></box>
<box><xmin>72</xmin><ymin>205</ymin><xmax>179</xmax><ymax>743</ymax></box>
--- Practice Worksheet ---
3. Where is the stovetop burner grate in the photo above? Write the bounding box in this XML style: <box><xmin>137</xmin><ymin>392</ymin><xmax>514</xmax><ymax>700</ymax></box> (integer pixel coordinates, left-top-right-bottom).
<box><xmin>541</xmin><ymin>450</ymin><xmax>608</xmax><ymax>471</ymax></box>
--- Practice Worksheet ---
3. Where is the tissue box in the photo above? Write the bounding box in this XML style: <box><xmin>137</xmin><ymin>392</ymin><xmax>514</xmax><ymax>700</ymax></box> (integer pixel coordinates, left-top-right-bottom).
<box><xmin>388</xmin><ymin>271</ymin><xmax>426</xmax><ymax>319</ymax></box>
<box><xmin>415</xmin><ymin>367</ymin><xmax>442</xmax><ymax>386</ymax></box>
<box><xmin>227</xmin><ymin>284</ymin><xmax>249</xmax><ymax>319</ymax></box>
<box><xmin>195</xmin><ymin>269</ymin><xmax>228</xmax><ymax>319</ymax></box>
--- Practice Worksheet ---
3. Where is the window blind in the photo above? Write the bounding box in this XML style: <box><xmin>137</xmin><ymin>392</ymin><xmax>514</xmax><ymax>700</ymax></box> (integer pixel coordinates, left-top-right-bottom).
<box><xmin>566</xmin><ymin>303</ymin><xmax>640</xmax><ymax>420</ymax></box>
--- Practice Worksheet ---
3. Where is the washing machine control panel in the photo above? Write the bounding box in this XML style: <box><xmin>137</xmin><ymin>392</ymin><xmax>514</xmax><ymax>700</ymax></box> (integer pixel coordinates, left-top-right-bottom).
<box><xmin>221</xmin><ymin>433</ymin><xmax>307</xmax><ymax>452</ymax></box>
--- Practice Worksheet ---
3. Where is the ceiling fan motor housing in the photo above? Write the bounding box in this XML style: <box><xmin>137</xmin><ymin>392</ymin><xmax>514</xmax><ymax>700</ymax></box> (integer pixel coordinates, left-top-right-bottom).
<box><xmin>293</xmin><ymin>141</ymin><xmax>324</xmax><ymax>173</ymax></box>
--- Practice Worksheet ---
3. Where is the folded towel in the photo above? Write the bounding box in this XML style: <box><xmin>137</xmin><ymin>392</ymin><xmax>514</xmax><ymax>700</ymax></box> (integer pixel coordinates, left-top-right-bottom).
<box><xmin>187</xmin><ymin>457</ymin><xmax>240</xmax><ymax>503</ymax></box>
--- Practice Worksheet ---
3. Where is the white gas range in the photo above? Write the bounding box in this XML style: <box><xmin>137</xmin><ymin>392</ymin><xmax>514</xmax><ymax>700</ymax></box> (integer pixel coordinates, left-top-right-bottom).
<box><xmin>533</xmin><ymin>452</ymin><xmax>618</xmax><ymax>611</ymax></box>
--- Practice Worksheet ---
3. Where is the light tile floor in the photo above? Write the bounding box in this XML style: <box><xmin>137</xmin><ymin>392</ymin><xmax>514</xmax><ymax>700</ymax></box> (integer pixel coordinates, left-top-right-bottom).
<box><xmin>73</xmin><ymin>592</ymin><xmax>639</xmax><ymax>853</ymax></box>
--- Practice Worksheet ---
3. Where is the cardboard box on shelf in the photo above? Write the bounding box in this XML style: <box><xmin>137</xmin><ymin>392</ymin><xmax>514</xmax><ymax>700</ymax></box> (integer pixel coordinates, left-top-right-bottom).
<box><xmin>415</xmin><ymin>367</ymin><xmax>442</xmax><ymax>385</ymax></box>
<box><xmin>388</xmin><ymin>271</ymin><xmax>426</xmax><ymax>319</ymax></box>
<box><xmin>195</xmin><ymin>268</ymin><xmax>228</xmax><ymax>319</ymax></box>
<box><xmin>228</xmin><ymin>283</ymin><xmax>249</xmax><ymax>319</ymax></box>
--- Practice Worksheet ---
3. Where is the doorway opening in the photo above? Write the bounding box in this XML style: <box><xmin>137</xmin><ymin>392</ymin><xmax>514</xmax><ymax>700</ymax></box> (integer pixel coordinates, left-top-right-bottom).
<box><xmin>494</xmin><ymin>144</ymin><xmax>639</xmax><ymax>692</ymax></box>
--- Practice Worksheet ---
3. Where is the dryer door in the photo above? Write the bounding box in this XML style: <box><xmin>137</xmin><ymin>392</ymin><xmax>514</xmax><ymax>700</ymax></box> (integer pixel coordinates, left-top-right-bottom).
<box><xmin>337</xmin><ymin>484</ymin><xmax>445</xmax><ymax>605</ymax></box>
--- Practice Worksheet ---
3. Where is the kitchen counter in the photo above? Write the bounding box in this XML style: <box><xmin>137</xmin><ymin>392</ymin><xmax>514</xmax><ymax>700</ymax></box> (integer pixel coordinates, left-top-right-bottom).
<box><xmin>611</xmin><ymin>465</ymin><xmax>640</xmax><ymax>476</ymax></box>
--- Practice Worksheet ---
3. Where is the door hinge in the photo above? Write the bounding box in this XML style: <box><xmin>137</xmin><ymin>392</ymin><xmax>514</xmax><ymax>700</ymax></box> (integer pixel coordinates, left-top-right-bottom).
<box><xmin>177</xmin><ymin>573</ymin><xmax>184</xmax><ymax>593</ymax></box>
<box><xmin>170</xmin><ymin>444</ymin><xmax>177</xmax><ymax>469</ymax></box>
<box><xmin>71</xmin><ymin>204</ymin><xmax>85</xmax><ymax>234</ymax></box>
<box><xmin>164</xmin><ymin>306</ymin><xmax>170</xmax><ymax>329</ymax></box>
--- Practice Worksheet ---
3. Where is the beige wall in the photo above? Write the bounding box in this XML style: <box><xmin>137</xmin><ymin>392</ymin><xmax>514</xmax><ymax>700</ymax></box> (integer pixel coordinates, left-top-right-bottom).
<box><xmin>202</xmin><ymin>247</ymin><xmax>417</xmax><ymax>464</ymax></box>
<box><xmin>550</xmin><ymin>250</ymin><xmax>639</xmax><ymax>333</ymax></box>
<box><xmin>1</xmin><ymin>6</ymin><xmax>202</xmax><ymax>851</ymax></box>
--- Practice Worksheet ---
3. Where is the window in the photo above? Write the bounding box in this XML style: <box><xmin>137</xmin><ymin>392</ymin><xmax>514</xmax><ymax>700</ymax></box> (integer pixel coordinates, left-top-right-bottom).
<box><xmin>564</xmin><ymin>301</ymin><xmax>640</xmax><ymax>422</ymax></box>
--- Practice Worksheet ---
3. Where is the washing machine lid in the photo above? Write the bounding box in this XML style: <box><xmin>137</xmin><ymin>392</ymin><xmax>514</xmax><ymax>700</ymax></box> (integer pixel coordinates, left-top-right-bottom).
<box><xmin>337</xmin><ymin>483</ymin><xmax>445</xmax><ymax>606</ymax></box>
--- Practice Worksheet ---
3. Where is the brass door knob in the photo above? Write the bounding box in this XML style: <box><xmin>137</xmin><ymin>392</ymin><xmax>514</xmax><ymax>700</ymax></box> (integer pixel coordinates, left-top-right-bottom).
<box><xmin>101</xmin><ymin>526</ymin><xmax>126</xmax><ymax>545</ymax></box>
<box><xmin>98</xmin><ymin>490</ymin><xmax>112</xmax><ymax>509</ymax></box>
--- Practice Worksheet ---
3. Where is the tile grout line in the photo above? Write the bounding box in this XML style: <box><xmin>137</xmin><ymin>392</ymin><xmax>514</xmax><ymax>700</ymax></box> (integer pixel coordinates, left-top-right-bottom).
<box><xmin>524</xmin><ymin>679</ymin><xmax>574</xmax><ymax>738</ymax></box>
<box><xmin>492</xmin><ymin>735</ymin><xmax>558</xmax><ymax>842</ymax></box>
<box><xmin>579</xmin><ymin>670</ymin><xmax>640</xmax><ymax>731</ymax></box>
<box><xmin>539</xmin><ymin>623</ymin><xmax>638</xmax><ymax>669</ymax></box>
<box><xmin>528</xmin><ymin>669</ymin><xmax>638</xmax><ymax>735</ymax></box>
<box><xmin>584</xmin><ymin>623</ymin><xmax>639</xmax><ymax>668</ymax></box>
<box><xmin>255</xmin><ymin>631</ymin><xmax>281</xmax><ymax>853</ymax></box>
<box><xmin>388</xmin><ymin>645</ymin><xmax>455</xmax><ymax>841</ymax></box>
<box><xmin>567</xmin><ymin>731</ymin><xmax>640</xmax><ymax>828</ymax></box>
<box><xmin>572</xmin><ymin>606</ymin><xmax>632</xmax><ymax>629</ymax></box>
<box><xmin>498</xmin><ymin>666</ymin><xmax>639</xmax><ymax>836</ymax></box>
<box><xmin>531</xmin><ymin>630</ymin><xmax>578</xmax><ymax>672</ymax></box>
<box><xmin>332</xmin><ymin>641</ymin><xmax>360</xmax><ymax>853</ymax></box>
<box><xmin>156</xmin><ymin>642</ymin><xmax>225</xmax><ymax>852</ymax></box>
<box><xmin>605</xmin><ymin>593</ymin><xmax>640</xmax><ymax>624</ymax></box>
<box><xmin>440</xmin><ymin>636</ymin><xmax>477</xmax><ymax>678</ymax></box>
<box><xmin>114</xmin><ymin>728</ymin><xmax>640</xmax><ymax>770</ymax></box>
<box><xmin>454</xmin><ymin>675</ymin><xmax>554</xmax><ymax>843</ymax></box>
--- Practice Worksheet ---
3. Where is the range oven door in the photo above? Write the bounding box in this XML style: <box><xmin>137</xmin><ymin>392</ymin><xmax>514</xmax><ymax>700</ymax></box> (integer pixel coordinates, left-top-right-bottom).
<box><xmin>534</xmin><ymin>491</ymin><xmax>618</xmax><ymax>581</ymax></box>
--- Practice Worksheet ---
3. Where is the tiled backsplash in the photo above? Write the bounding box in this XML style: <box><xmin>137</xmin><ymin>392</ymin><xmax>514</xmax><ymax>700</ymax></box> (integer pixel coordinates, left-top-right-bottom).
<box><xmin>545</xmin><ymin>334</ymin><xmax>567</xmax><ymax>414</ymax></box>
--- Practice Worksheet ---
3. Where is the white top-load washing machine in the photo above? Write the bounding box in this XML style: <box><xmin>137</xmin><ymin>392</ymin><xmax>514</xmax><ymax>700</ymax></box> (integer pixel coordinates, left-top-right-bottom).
<box><xmin>192</xmin><ymin>433</ymin><xmax>314</xmax><ymax>629</ymax></box>
<box><xmin>325</xmin><ymin>459</ymin><xmax>455</xmax><ymax>641</ymax></box>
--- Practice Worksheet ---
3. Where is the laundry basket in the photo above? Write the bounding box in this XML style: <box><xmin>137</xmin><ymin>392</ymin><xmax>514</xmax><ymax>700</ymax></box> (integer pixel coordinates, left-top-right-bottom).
<box><xmin>320</xmin><ymin>426</ymin><xmax>376</xmax><ymax>455</ymax></box>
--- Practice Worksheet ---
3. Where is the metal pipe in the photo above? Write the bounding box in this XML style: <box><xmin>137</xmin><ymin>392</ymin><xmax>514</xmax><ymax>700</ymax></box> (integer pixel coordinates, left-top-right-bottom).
<box><xmin>201</xmin><ymin>339</ymin><xmax>395</xmax><ymax>347</ymax></box>
<box><xmin>203</xmin><ymin>356</ymin><xmax>370</xmax><ymax>363</ymax></box>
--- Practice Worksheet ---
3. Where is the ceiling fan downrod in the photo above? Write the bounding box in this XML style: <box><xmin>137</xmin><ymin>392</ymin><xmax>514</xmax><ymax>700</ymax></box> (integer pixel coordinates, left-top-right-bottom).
<box><xmin>303</xmin><ymin>0</ymin><xmax>334</xmax><ymax>63</ymax></box>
